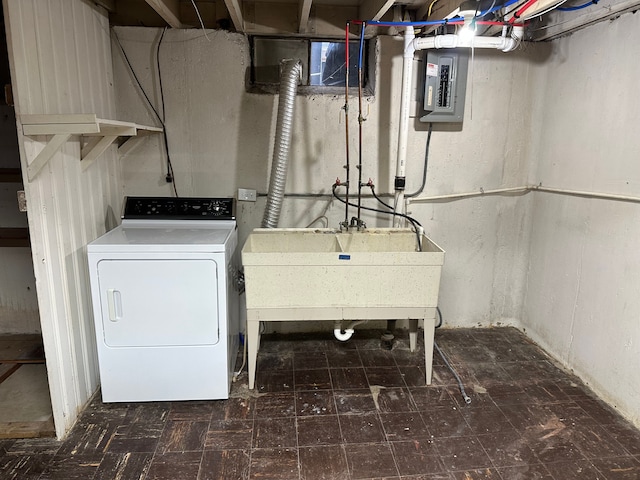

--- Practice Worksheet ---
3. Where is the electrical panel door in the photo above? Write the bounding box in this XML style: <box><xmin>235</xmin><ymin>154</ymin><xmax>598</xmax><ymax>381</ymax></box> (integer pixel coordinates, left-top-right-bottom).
<box><xmin>420</xmin><ymin>50</ymin><xmax>469</xmax><ymax>123</ymax></box>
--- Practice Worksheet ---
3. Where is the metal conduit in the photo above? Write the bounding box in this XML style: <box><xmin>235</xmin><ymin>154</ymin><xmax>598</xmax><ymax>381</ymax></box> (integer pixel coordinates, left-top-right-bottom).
<box><xmin>262</xmin><ymin>59</ymin><xmax>303</xmax><ymax>228</ymax></box>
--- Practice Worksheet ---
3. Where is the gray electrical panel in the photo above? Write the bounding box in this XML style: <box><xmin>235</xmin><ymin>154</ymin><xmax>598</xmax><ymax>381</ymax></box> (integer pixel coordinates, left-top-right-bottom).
<box><xmin>420</xmin><ymin>49</ymin><xmax>469</xmax><ymax>123</ymax></box>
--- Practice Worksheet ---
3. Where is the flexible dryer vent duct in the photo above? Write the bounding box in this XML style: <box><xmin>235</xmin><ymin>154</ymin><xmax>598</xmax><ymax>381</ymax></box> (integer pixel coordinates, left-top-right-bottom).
<box><xmin>262</xmin><ymin>59</ymin><xmax>302</xmax><ymax>228</ymax></box>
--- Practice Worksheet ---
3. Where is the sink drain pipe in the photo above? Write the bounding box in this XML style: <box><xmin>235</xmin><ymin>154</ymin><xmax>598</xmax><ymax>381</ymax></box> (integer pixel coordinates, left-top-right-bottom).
<box><xmin>334</xmin><ymin>320</ymin><xmax>368</xmax><ymax>342</ymax></box>
<box><xmin>262</xmin><ymin>59</ymin><xmax>303</xmax><ymax>228</ymax></box>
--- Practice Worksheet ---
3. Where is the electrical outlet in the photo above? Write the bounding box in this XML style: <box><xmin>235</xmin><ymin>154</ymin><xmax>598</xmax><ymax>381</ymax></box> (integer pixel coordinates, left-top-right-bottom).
<box><xmin>237</xmin><ymin>188</ymin><xmax>257</xmax><ymax>202</ymax></box>
<box><xmin>17</xmin><ymin>190</ymin><xmax>27</xmax><ymax>212</ymax></box>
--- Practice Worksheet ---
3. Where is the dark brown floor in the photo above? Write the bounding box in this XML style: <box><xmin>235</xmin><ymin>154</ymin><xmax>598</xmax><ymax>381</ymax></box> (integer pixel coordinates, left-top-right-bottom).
<box><xmin>1</xmin><ymin>327</ymin><xmax>640</xmax><ymax>479</ymax></box>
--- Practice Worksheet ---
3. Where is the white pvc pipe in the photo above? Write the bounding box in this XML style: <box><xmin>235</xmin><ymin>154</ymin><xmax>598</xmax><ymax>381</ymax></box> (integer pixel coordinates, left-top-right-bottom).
<box><xmin>333</xmin><ymin>320</ymin><xmax>368</xmax><ymax>342</ymax></box>
<box><xmin>407</xmin><ymin>186</ymin><xmax>530</xmax><ymax>204</ymax></box>
<box><xmin>413</xmin><ymin>26</ymin><xmax>524</xmax><ymax>53</ymax></box>
<box><xmin>531</xmin><ymin>185</ymin><xmax>640</xmax><ymax>203</ymax></box>
<box><xmin>393</xmin><ymin>26</ymin><xmax>523</xmax><ymax>226</ymax></box>
<box><xmin>405</xmin><ymin>184</ymin><xmax>640</xmax><ymax>205</ymax></box>
<box><xmin>393</xmin><ymin>26</ymin><xmax>415</xmax><ymax>227</ymax></box>
<box><xmin>334</xmin><ymin>326</ymin><xmax>355</xmax><ymax>342</ymax></box>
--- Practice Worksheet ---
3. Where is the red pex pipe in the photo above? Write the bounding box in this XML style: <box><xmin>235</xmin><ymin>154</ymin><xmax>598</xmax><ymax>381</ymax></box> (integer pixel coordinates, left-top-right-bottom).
<box><xmin>509</xmin><ymin>0</ymin><xmax>538</xmax><ymax>23</ymax></box>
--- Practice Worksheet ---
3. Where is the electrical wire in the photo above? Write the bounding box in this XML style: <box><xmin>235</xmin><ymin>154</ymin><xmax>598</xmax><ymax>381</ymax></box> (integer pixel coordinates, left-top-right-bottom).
<box><xmin>190</xmin><ymin>0</ymin><xmax>211</xmax><ymax>41</ymax></box>
<box><xmin>156</xmin><ymin>28</ymin><xmax>179</xmax><ymax>197</ymax></box>
<box><xmin>332</xmin><ymin>183</ymin><xmax>423</xmax><ymax>250</ymax></box>
<box><xmin>232</xmin><ymin>333</ymin><xmax>247</xmax><ymax>381</ymax></box>
<box><xmin>526</xmin><ymin>0</ymin><xmax>570</xmax><ymax>17</ymax></box>
<box><xmin>503</xmin><ymin>0</ymin><xmax>564</xmax><ymax>21</ymax></box>
<box><xmin>435</xmin><ymin>341</ymin><xmax>472</xmax><ymax>404</ymax></box>
<box><xmin>113</xmin><ymin>29</ymin><xmax>179</xmax><ymax>197</ymax></box>
<box><xmin>428</xmin><ymin>0</ymin><xmax>440</xmax><ymax>17</ymax></box>
<box><xmin>433</xmin><ymin>307</ymin><xmax>470</xmax><ymax>404</ymax></box>
<box><xmin>368</xmin><ymin>184</ymin><xmax>394</xmax><ymax>211</ymax></box>
<box><xmin>156</xmin><ymin>28</ymin><xmax>168</xmax><ymax>123</ymax></box>
<box><xmin>557</xmin><ymin>0</ymin><xmax>596</xmax><ymax>10</ymax></box>
<box><xmin>406</xmin><ymin>123</ymin><xmax>433</xmax><ymax>198</ymax></box>
<box><xmin>113</xmin><ymin>32</ymin><xmax>163</xmax><ymax>123</ymax></box>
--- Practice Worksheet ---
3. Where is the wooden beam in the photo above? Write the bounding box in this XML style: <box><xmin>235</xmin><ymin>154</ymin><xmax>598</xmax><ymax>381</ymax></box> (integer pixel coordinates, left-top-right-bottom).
<box><xmin>145</xmin><ymin>0</ymin><xmax>185</xmax><ymax>28</ymax></box>
<box><xmin>93</xmin><ymin>0</ymin><xmax>116</xmax><ymax>12</ymax></box>
<box><xmin>359</xmin><ymin>0</ymin><xmax>395</xmax><ymax>21</ymax></box>
<box><xmin>417</xmin><ymin>0</ymin><xmax>432</xmax><ymax>19</ymax></box>
<box><xmin>532</xmin><ymin>0</ymin><xmax>640</xmax><ymax>40</ymax></box>
<box><xmin>224</xmin><ymin>0</ymin><xmax>244</xmax><ymax>32</ymax></box>
<box><xmin>0</xmin><ymin>364</ymin><xmax>22</xmax><ymax>385</ymax></box>
<box><xmin>299</xmin><ymin>0</ymin><xmax>313</xmax><ymax>33</ymax></box>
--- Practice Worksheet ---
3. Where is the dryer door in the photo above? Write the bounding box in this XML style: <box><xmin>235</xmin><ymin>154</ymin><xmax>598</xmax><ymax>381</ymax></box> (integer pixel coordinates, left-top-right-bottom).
<box><xmin>96</xmin><ymin>259</ymin><xmax>219</xmax><ymax>347</ymax></box>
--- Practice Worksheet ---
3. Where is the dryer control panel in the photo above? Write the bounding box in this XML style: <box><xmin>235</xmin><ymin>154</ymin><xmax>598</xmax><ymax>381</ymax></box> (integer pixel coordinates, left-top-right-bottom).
<box><xmin>123</xmin><ymin>196</ymin><xmax>235</xmax><ymax>220</ymax></box>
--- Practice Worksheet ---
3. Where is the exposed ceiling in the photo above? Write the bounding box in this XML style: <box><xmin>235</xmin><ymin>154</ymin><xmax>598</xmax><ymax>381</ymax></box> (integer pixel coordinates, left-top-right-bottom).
<box><xmin>98</xmin><ymin>0</ymin><xmax>640</xmax><ymax>40</ymax></box>
<box><xmin>99</xmin><ymin>0</ymin><xmax>472</xmax><ymax>37</ymax></box>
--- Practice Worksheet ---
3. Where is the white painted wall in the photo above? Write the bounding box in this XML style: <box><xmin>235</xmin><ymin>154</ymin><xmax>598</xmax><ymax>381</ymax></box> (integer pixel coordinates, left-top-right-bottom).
<box><xmin>524</xmin><ymin>13</ymin><xmax>640</xmax><ymax>425</ymax></box>
<box><xmin>4</xmin><ymin>0</ymin><xmax>122</xmax><ymax>437</ymax></box>
<box><xmin>114</xmin><ymin>28</ymin><xmax>541</xmax><ymax>330</ymax></box>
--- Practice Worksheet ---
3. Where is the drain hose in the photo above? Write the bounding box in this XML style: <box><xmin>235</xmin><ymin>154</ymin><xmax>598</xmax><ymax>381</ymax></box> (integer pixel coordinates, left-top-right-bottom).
<box><xmin>262</xmin><ymin>59</ymin><xmax>302</xmax><ymax>228</ymax></box>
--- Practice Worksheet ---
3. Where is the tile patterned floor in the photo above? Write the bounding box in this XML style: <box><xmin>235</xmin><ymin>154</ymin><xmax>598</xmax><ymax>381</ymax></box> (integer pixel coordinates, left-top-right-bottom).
<box><xmin>1</xmin><ymin>327</ymin><xmax>640</xmax><ymax>479</ymax></box>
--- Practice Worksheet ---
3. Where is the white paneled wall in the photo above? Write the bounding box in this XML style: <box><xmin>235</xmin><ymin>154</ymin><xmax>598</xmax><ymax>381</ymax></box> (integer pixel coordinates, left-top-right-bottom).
<box><xmin>3</xmin><ymin>0</ymin><xmax>122</xmax><ymax>438</ymax></box>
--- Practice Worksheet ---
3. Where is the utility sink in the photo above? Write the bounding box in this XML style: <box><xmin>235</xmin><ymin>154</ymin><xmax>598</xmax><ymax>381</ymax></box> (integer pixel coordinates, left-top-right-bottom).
<box><xmin>241</xmin><ymin>228</ymin><xmax>445</xmax><ymax>389</ymax></box>
<box><xmin>242</xmin><ymin>228</ymin><xmax>444</xmax><ymax>309</ymax></box>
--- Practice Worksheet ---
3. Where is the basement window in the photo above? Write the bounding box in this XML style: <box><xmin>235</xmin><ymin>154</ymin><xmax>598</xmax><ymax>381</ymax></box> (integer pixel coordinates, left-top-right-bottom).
<box><xmin>249</xmin><ymin>37</ymin><xmax>372</xmax><ymax>95</ymax></box>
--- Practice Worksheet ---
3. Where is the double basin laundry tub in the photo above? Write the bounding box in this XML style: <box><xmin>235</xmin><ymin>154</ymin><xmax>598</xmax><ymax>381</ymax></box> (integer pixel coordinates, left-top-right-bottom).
<box><xmin>241</xmin><ymin>228</ymin><xmax>445</xmax><ymax>389</ymax></box>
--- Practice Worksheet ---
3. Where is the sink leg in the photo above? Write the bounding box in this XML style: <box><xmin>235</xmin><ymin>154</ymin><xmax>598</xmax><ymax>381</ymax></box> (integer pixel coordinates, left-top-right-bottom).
<box><xmin>423</xmin><ymin>316</ymin><xmax>435</xmax><ymax>385</ymax></box>
<box><xmin>248</xmin><ymin>320</ymin><xmax>260</xmax><ymax>390</ymax></box>
<box><xmin>409</xmin><ymin>319</ymin><xmax>418</xmax><ymax>352</ymax></box>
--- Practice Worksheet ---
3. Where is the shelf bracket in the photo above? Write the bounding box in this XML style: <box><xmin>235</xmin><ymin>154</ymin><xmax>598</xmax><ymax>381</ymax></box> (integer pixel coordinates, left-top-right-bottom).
<box><xmin>81</xmin><ymin>135</ymin><xmax>119</xmax><ymax>171</ymax></box>
<box><xmin>27</xmin><ymin>133</ymin><xmax>72</xmax><ymax>181</ymax></box>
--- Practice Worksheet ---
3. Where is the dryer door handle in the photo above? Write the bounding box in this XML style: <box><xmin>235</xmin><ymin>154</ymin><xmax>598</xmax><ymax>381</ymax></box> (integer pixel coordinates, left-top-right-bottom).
<box><xmin>107</xmin><ymin>289</ymin><xmax>123</xmax><ymax>321</ymax></box>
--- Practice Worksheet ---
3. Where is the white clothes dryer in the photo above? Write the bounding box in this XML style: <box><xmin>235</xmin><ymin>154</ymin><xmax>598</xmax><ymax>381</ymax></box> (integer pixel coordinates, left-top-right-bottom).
<box><xmin>87</xmin><ymin>197</ymin><xmax>239</xmax><ymax>402</ymax></box>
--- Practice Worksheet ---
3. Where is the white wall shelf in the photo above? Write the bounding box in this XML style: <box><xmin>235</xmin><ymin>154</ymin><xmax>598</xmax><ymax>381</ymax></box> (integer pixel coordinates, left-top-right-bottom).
<box><xmin>20</xmin><ymin>114</ymin><xmax>162</xmax><ymax>181</ymax></box>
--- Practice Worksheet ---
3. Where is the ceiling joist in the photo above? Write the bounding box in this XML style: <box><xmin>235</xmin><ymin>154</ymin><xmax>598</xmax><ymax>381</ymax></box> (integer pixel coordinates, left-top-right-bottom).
<box><xmin>299</xmin><ymin>0</ymin><xmax>313</xmax><ymax>33</ymax></box>
<box><xmin>359</xmin><ymin>0</ymin><xmax>396</xmax><ymax>21</ymax></box>
<box><xmin>224</xmin><ymin>0</ymin><xmax>245</xmax><ymax>32</ymax></box>
<box><xmin>108</xmin><ymin>0</ymin><xmax>628</xmax><ymax>40</ymax></box>
<box><xmin>416</xmin><ymin>0</ymin><xmax>433</xmax><ymax>19</ymax></box>
<box><xmin>533</xmin><ymin>0</ymin><xmax>640</xmax><ymax>40</ymax></box>
<box><xmin>94</xmin><ymin>0</ymin><xmax>116</xmax><ymax>12</ymax></box>
<box><xmin>144</xmin><ymin>0</ymin><xmax>185</xmax><ymax>28</ymax></box>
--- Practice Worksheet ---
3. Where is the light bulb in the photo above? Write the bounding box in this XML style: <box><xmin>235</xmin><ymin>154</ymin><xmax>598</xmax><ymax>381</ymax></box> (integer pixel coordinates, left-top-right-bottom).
<box><xmin>458</xmin><ymin>17</ymin><xmax>477</xmax><ymax>40</ymax></box>
<box><xmin>457</xmin><ymin>0</ymin><xmax>479</xmax><ymax>40</ymax></box>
